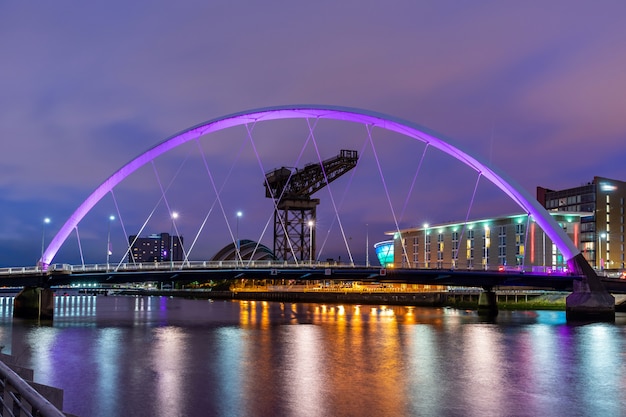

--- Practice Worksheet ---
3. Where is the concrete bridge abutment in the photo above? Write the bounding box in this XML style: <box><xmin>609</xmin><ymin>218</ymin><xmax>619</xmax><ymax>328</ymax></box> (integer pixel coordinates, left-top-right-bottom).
<box><xmin>13</xmin><ymin>287</ymin><xmax>54</xmax><ymax>320</ymax></box>
<box><xmin>477</xmin><ymin>286</ymin><xmax>498</xmax><ymax>317</ymax></box>
<box><xmin>566</xmin><ymin>253</ymin><xmax>615</xmax><ymax>321</ymax></box>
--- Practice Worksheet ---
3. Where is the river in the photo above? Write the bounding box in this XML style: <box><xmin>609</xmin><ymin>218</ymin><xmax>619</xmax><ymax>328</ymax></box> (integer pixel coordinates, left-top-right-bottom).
<box><xmin>0</xmin><ymin>295</ymin><xmax>625</xmax><ymax>417</ymax></box>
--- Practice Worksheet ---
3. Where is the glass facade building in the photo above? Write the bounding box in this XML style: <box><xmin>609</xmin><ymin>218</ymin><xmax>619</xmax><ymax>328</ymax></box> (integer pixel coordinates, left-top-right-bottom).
<box><xmin>374</xmin><ymin>240</ymin><xmax>394</xmax><ymax>267</ymax></box>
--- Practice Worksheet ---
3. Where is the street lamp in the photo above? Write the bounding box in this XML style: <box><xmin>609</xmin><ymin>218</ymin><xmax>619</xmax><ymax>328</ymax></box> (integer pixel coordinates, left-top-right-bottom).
<box><xmin>365</xmin><ymin>223</ymin><xmax>369</xmax><ymax>267</ymax></box>
<box><xmin>106</xmin><ymin>215</ymin><xmax>115</xmax><ymax>271</ymax></box>
<box><xmin>308</xmin><ymin>220</ymin><xmax>314</xmax><ymax>265</ymax></box>
<box><xmin>40</xmin><ymin>217</ymin><xmax>51</xmax><ymax>268</ymax></box>
<box><xmin>236</xmin><ymin>211</ymin><xmax>242</xmax><ymax>266</ymax></box>
<box><xmin>423</xmin><ymin>223</ymin><xmax>429</xmax><ymax>268</ymax></box>
<box><xmin>170</xmin><ymin>212</ymin><xmax>179</xmax><ymax>269</ymax></box>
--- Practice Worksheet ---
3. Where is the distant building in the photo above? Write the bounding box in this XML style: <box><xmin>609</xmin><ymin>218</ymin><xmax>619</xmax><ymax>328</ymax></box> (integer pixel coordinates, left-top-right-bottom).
<box><xmin>374</xmin><ymin>240</ymin><xmax>394</xmax><ymax>267</ymax></box>
<box><xmin>129</xmin><ymin>233</ymin><xmax>183</xmax><ymax>263</ymax></box>
<box><xmin>537</xmin><ymin>176</ymin><xmax>626</xmax><ymax>269</ymax></box>
<box><xmin>391</xmin><ymin>212</ymin><xmax>582</xmax><ymax>273</ymax></box>
<box><xmin>211</xmin><ymin>239</ymin><xmax>275</xmax><ymax>262</ymax></box>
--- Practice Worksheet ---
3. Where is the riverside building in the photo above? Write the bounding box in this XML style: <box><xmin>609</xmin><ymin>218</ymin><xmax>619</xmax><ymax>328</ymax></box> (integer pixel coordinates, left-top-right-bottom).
<box><xmin>128</xmin><ymin>233</ymin><xmax>183</xmax><ymax>263</ymax></box>
<box><xmin>391</xmin><ymin>212</ymin><xmax>582</xmax><ymax>273</ymax></box>
<box><xmin>537</xmin><ymin>176</ymin><xmax>626</xmax><ymax>270</ymax></box>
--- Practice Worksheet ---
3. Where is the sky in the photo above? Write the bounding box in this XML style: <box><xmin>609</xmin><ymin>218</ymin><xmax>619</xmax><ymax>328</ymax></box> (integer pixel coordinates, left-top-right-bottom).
<box><xmin>2</xmin><ymin>1</ymin><xmax>626</xmax><ymax>268</ymax></box>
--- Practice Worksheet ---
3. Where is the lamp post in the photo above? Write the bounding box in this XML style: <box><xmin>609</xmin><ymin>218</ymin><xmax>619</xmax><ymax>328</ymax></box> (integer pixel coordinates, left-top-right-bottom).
<box><xmin>236</xmin><ymin>211</ymin><xmax>242</xmax><ymax>266</ymax></box>
<box><xmin>40</xmin><ymin>217</ymin><xmax>50</xmax><ymax>268</ymax></box>
<box><xmin>106</xmin><ymin>215</ymin><xmax>115</xmax><ymax>271</ymax></box>
<box><xmin>423</xmin><ymin>223</ymin><xmax>429</xmax><ymax>269</ymax></box>
<box><xmin>308</xmin><ymin>220</ymin><xmax>314</xmax><ymax>265</ymax></box>
<box><xmin>365</xmin><ymin>223</ymin><xmax>369</xmax><ymax>267</ymax></box>
<box><xmin>170</xmin><ymin>211</ymin><xmax>179</xmax><ymax>270</ymax></box>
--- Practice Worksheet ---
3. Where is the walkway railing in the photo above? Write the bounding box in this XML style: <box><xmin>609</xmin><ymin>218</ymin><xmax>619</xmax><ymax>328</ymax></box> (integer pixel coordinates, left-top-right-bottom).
<box><xmin>0</xmin><ymin>360</ymin><xmax>65</xmax><ymax>417</ymax></box>
<box><xmin>0</xmin><ymin>260</ymin><xmax>591</xmax><ymax>277</ymax></box>
<box><xmin>0</xmin><ymin>266</ymin><xmax>42</xmax><ymax>276</ymax></box>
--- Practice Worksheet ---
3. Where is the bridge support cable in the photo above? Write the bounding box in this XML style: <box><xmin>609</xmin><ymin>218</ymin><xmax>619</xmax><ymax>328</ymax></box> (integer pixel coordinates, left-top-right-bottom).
<box><xmin>109</xmin><ymin>189</ymin><xmax>133</xmax><ymax>267</ymax></box>
<box><xmin>308</xmin><ymin>118</ymin><xmax>356</xmax><ymax>266</ymax></box>
<box><xmin>196</xmin><ymin>136</ymin><xmax>244</xmax><ymax>266</ymax></box>
<box><xmin>118</xmin><ymin>210</ymin><xmax>160</xmax><ymax>268</ymax></box>
<box><xmin>316</xmin><ymin>130</ymin><xmax>369</xmax><ymax>263</ymax></box>
<box><xmin>150</xmin><ymin>159</ymin><xmax>191</xmax><ymax>265</ymax></box>
<box><xmin>247</xmin><ymin>120</ymin><xmax>314</xmax><ymax>264</ymax></box>
<box><xmin>195</xmin><ymin>132</ymin><xmax>252</xmax><ymax>265</ymax></box>
<box><xmin>260</xmin><ymin>118</ymin><xmax>359</xmax><ymax>264</ymax></box>
<box><xmin>315</xmin><ymin>148</ymin><xmax>363</xmax><ymax>263</ymax></box>
<box><xmin>242</xmin><ymin>124</ymin><xmax>302</xmax><ymax>265</ymax></box>
<box><xmin>398</xmin><ymin>142</ymin><xmax>429</xmax><ymax>227</ymax></box>
<box><xmin>116</xmin><ymin>156</ymin><xmax>189</xmax><ymax>268</ymax></box>
<box><xmin>365</xmin><ymin>124</ymin><xmax>411</xmax><ymax>267</ymax></box>
<box><xmin>74</xmin><ymin>227</ymin><xmax>85</xmax><ymax>268</ymax></box>
<box><xmin>116</xmin><ymin>181</ymin><xmax>176</xmax><ymax>268</ymax></box>
<box><xmin>181</xmin><ymin>139</ymin><xmax>225</xmax><ymax>265</ymax></box>
<box><xmin>248</xmin><ymin>123</ymin><xmax>304</xmax><ymax>264</ymax></box>
<box><xmin>453</xmin><ymin>173</ymin><xmax>482</xmax><ymax>268</ymax></box>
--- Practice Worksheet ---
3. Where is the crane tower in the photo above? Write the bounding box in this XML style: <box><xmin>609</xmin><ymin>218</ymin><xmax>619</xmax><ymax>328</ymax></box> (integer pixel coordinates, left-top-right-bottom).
<box><xmin>264</xmin><ymin>149</ymin><xmax>358</xmax><ymax>262</ymax></box>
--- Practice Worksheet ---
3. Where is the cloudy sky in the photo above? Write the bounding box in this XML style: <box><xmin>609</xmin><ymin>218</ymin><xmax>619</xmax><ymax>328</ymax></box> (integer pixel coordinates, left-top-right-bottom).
<box><xmin>2</xmin><ymin>1</ymin><xmax>626</xmax><ymax>267</ymax></box>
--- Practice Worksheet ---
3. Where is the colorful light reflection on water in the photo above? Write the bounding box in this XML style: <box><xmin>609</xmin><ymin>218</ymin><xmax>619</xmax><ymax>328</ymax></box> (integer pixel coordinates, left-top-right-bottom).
<box><xmin>0</xmin><ymin>296</ymin><xmax>624</xmax><ymax>417</ymax></box>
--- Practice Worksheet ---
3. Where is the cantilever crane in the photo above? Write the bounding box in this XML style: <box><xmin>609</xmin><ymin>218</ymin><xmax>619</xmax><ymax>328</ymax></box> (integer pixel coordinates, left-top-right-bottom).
<box><xmin>264</xmin><ymin>149</ymin><xmax>359</xmax><ymax>262</ymax></box>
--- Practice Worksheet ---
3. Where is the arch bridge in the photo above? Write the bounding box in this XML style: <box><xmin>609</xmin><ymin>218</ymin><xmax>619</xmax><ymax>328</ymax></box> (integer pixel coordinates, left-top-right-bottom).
<box><xmin>17</xmin><ymin>106</ymin><xmax>617</xmax><ymax>320</ymax></box>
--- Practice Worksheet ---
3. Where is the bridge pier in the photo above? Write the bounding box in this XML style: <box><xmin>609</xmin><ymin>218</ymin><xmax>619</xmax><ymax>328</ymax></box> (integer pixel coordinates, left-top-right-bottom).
<box><xmin>566</xmin><ymin>253</ymin><xmax>615</xmax><ymax>321</ymax></box>
<box><xmin>13</xmin><ymin>287</ymin><xmax>54</xmax><ymax>320</ymax></box>
<box><xmin>477</xmin><ymin>287</ymin><xmax>498</xmax><ymax>317</ymax></box>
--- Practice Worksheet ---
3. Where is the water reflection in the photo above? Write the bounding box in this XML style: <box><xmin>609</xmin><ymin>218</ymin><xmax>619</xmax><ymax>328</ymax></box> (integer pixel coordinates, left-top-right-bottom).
<box><xmin>0</xmin><ymin>297</ymin><xmax>623</xmax><ymax>417</ymax></box>
<box><xmin>152</xmin><ymin>327</ymin><xmax>186</xmax><ymax>416</ymax></box>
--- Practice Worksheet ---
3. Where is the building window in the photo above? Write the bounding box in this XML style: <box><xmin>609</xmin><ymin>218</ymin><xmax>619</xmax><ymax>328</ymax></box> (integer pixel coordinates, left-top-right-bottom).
<box><xmin>515</xmin><ymin>223</ymin><xmax>525</xmax><ymax>266</ymax></box>
<box><xmin>498</xmin><ymin>226</ymin><xmax>506</xmax><ymax>266</ymax></box>
<box><xmin>437</xmin><ymin>233</ymin><xmax>444</xmax><ymax>268</ymax></box>
<box><xmin>425</xmin><ymin>234</ymin><xmax>431</xmax><ymax>268</ymax></box>
<box><xmin>452</xmin><ymin>232</ymin><xmax>459</xmax><ymax>267</ymax></box>
<box><xmin>483</xmin><ymin>227</ymin><xmax>490</xmax><ymax>269</ymax></box>
<box><xmin>412</xmin><ymin>237</ymin><xmax>419</xmax><ymax>264</ymax></box>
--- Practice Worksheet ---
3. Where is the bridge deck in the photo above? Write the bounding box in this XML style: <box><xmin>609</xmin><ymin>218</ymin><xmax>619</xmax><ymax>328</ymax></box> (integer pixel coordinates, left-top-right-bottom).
<box><xmin>3</xmin><ymin>262</ymin><xmax>626</xmax><ymax>293</ymax></box>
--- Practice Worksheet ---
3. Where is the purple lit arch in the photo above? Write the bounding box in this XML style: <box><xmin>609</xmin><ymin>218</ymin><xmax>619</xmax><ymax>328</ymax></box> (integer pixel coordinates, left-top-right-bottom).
<box><xmin>41</xmin><ymin>105</ymin><xmax>580</xmax><ymax>267</ymax></box>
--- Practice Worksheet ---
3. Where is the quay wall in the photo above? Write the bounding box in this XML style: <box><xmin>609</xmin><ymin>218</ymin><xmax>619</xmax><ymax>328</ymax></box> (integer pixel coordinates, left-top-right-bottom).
<box><xmin>115</xmin><ymin>289</ymin><xmax>572</xmax><ymax>310</ymax></box>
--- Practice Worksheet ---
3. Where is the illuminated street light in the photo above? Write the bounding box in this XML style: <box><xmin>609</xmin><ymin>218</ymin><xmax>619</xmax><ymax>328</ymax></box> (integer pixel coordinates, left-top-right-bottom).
<box><xmin>40</xmin><ymin>217</ymin><xmax>51</xmax><ymax>268</ymax></box>
<box><xmin>308</xmin><ymin>220</ymin><xmax>314</xmax><ymax>265</ymax></box>
<box><xmin>106</xmin><ymin>215</ymin><xmax>115</xmax><ymax>271</ymax></box>
<box><xmin>170</xmin><ymin>212</ymin><xmax>179</xmax><ymax>270</ymax></box>
<box><xmin>236</xmin><ymin>211</ymin><xmax>243</xmax><ymax>266</ymax></box>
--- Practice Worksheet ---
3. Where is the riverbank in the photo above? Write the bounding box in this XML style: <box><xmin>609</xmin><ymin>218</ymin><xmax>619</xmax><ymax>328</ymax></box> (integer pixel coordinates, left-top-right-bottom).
<box><xmin>114</xmin><ymin>288</ymin><xmax>572</xmax><ymax>310</ymax></box>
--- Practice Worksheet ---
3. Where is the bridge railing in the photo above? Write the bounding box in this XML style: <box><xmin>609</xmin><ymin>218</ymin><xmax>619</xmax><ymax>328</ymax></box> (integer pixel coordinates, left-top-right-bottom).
<box><xmin>52</xmin><ymin>260</ymin><xmax>367</xmax><ymax>273</ymax></box>
<box><xmin>0</xmin><ymin>360</ymin><xmax>65</xmax><ymax>417</ymax></box>
<box><xmin>0</xmin><ymin>261</ymin><xmax>587</xmax><ymax>277</ymax></box>
<box><xmin>0</xmin><ymin>266</ymin><xmax>44</xmax><ymax>276</ymax></box>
